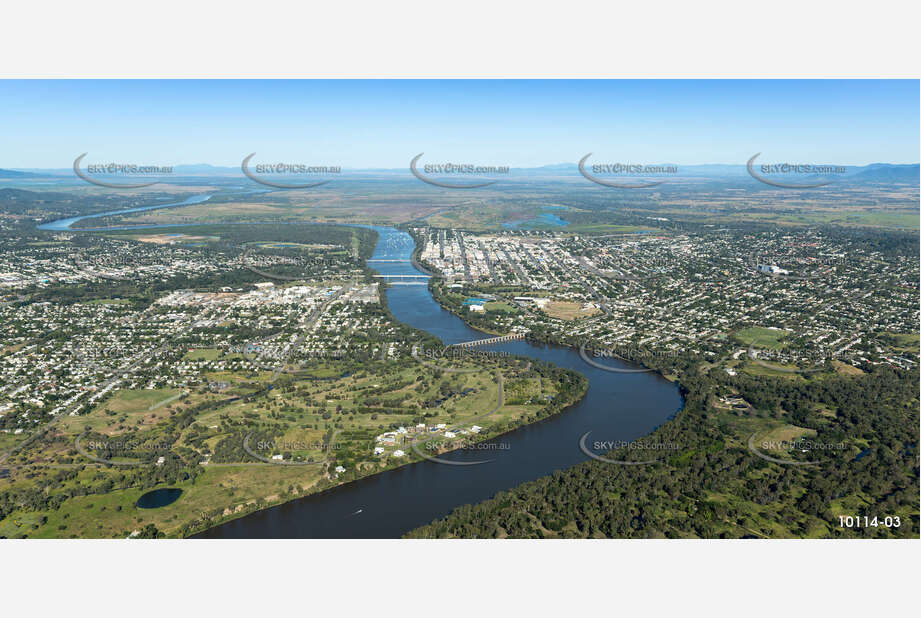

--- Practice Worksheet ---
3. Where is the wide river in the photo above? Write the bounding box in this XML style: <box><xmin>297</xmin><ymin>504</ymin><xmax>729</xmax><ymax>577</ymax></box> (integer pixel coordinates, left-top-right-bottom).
<box><xmin>39</xmin><ymin>200</ymin><xmax>683</xmax><ymax>538</ymax></box>
<box><xmin>197</xmin><ymin>226</ymin><xmax>683</xmax><ymax>537</ymax></box>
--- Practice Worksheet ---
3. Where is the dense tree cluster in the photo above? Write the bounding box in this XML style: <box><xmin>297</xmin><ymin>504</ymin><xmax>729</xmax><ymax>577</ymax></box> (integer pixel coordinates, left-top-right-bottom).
<box><xmin>407</xmin><ymin>365</ymin><xmax>919</xmax><ymax>539</ymax></box>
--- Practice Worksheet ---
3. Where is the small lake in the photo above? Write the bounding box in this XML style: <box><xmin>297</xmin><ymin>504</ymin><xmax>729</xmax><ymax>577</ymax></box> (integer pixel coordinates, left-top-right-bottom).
<box><xmin>137</xmin><ymin>488</ymin><xmax>183</xmax><ymax>509</ymax></box>
<box><xmin>502</xmin><ymin>212</ymin><xmax>570</xmax><ymax>228</ymax></box>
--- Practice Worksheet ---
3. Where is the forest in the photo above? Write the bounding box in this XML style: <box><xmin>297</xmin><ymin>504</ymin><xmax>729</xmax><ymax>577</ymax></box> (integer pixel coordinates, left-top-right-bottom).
<box><xmin>407</xmin><ymin>363</ymin><xmax>919</xmax><ymax>538</ymax></box>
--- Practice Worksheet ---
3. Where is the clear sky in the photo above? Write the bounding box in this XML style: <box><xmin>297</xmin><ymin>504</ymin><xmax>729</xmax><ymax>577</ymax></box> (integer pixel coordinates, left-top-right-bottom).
<box><xmin>0</xmin><ymin>80</ymin><xmax>917</xmax><ymax>168</ymax></box>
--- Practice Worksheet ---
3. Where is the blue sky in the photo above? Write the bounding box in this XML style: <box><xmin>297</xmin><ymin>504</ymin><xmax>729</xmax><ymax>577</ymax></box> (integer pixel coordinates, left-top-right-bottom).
<box><xmin>0</xmin><ymin>80</ymin><xmax>917</xmax><ymax>168</ymax></box>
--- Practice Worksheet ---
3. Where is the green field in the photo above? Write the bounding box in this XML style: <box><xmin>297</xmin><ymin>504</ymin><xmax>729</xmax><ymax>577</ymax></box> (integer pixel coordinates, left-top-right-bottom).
<box><xmin>484</xmin><ymin>301</ymin><xmax>519</xmax><ymax>313</ymax></box>
<box><xmin>0</xmin><ymin>349</ymin><xmax>582</xmax><ymax>537</ymax></box>
<box><xmin>183</xmin><ymin>348</ymin><xmax>222</xmax><ymax>361</ymax></box>
<box><xmin>562</xmin><ymin>224</ymin><xmax>659</xmax><ymax>235</ymax></box>
<box><xmin>732</xmin><ymin>326</ymin><xmax>790</xmax><ymax>350</ymax></box>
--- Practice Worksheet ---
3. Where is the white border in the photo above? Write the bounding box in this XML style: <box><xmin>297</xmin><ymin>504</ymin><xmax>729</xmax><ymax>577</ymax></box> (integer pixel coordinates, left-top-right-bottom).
<box><xmin>1</xmin><ymin>1</ymin><xmax>919</xmax><ymax>613</ymax></box>
<box><xmin>2</xmin><ymin>0</ymin><xmax>920</xmax><ymax>77</ymax></box>
<box><xmin>2</xmin><ymin>540</ymin><xmax>919</xmax><ymax>616</ymax></box>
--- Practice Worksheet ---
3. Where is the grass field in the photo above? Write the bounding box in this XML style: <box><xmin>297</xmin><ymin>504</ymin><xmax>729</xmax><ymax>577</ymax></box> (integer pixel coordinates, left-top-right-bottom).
<box><xmin>562</xmin><ymin>224</ymin><xmax>659</xmax><ymax>235</ymax></box>
<box><xmin>484</xmin><ymin>301</ymin><xmax>519</xmax><ymax>313</ymax></box>
<box><xmin>740</xmin><ymin>361</ymin><xmax>807</xmax><ymax>380</ymax></box>
<box><xmin>543</xmin><ymin>300</ymin><xmax>600</xmax><ymax>320</ymax></box>
<box><xmin>652</xmin><ymin>203</ymin><xmax>919</xmax><ymax>231</ymax></box>
<box><xmin>61</xmin><ymin>388</ymin><xmax>192</xmax><ymax>435</ymax></box>
<box><xmin>754</xmin><ymin>424</ymin><xmax>817</xmax><ymax>453</ymax></box>
<box><xmin>1</xmin><ymin>350</ymin><xmax>572</xmax><ymax>537</ymax></box>
<box><xmin>0</xmin><ymin>465</ymin><xmax>326</xmax><ymax>539</ymax></box>
<box><xmin>183</xmin><ymin>348</ymin><xmax>222</xmax><ymax>361</ymax></box>
<box><xmin>732</xmin><ymin>326</ymin><xmax>790</xmax><ymax>350</ymax></box>
<box><xmin>884</xmin><ymin>332</ymin><xmax>920</xmax><ymax>352</ymax></box>
<box><xmin>832</xmin><ymin>360</ymin><xmax>865</xmax><ymax>376</ymax></box>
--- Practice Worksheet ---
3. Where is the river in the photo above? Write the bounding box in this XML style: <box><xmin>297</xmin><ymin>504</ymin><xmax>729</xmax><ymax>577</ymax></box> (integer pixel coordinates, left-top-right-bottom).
<box><xmin>196</xmin><ymin>226</ymin><xmax>683</xmax><ymax>537</ymax></box>
<box><xmin>38</xmin><ymin>199</ymin><xmax>684</xmax><ymax>538</ymax></box>
<box><xmin>37</xmin><ymin>193</ymin><xmax>215</xmax><ymax>231</ymax></box>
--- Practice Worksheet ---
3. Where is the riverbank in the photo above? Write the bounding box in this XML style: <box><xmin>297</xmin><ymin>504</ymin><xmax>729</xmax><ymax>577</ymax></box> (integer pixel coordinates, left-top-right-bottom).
<box><xmin>196</xmin><ymin>226</ymin><xmax>682</xmax><ymax>538</ymax></box>
<box><xmin>184</xmin><ymin>369</ymin><xmax>589</xmax><ymax>537</ymax></box>
<box><xmin>424</xmin><ymin>268</ymin><xmax>680</xmax><ymax>382</ymax></box>
<box><xmin>25</xmin><ymin>209</ymin><xmax>681</xmax><ymax>538</ymax></box>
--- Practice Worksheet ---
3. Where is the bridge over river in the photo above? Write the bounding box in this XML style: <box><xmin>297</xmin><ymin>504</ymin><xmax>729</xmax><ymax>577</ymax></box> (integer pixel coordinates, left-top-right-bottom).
<box><xmin>449</xmin><ymin>333</ymin><xmax>526</xmax><ymax>348</ymax></box>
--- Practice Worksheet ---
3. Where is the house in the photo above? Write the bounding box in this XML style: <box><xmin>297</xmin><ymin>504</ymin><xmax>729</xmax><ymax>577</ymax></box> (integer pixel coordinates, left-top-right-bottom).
<box><xmin>334</xmin><ymin>465</ymin><xmax>346</xmax><ymax>473</ymax></box>
<box><xmin>392</xmin><ymin>450</ymin><xmax>405</xmax><ymax>457</ymax></box>
<box><xmin>376</xmin><ymin>431</ymin><xmax>397</xmax><ymax>445</ymax></box>
<box><xmin>373</xmin><ymin>447</ymin><xmax>385</xmax><ymax>456</ymax></box>
<box><xmin>156</xmin><ymin>456</ymin><xmax>166</xmax><ymax>466</ymax></box>
<box><xmin>271</xmin><ymin>454</ymin><xmax>283</xmax><ymax>461</ymax></box>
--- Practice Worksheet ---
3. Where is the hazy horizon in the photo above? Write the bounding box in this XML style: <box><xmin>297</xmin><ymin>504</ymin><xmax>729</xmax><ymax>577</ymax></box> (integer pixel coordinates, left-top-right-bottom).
<box><xmin>1</xmin><ymin>80</ymin><xmax>918</xmax><ymax>169</ymax></box>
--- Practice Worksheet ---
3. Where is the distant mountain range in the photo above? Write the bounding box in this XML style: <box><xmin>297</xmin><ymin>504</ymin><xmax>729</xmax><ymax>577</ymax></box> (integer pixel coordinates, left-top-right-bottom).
<box><xmin>0</xmin><ymin>168</ymin><xmax>41</xmax><ymax>178</ymax></box>
<box><xmin>846</xmin><ymin>163</ymin><xmax>919</xmax><ymax>183</ymax></box>
<box><xmin>523</xmin><ymin>162</ymin><xmax>920</xmax><ymax>181</ymax></box>
<box><xmin>3</xmin><ymin>162</ymin><xmax>918</xmax><ymax>184</ymax></box>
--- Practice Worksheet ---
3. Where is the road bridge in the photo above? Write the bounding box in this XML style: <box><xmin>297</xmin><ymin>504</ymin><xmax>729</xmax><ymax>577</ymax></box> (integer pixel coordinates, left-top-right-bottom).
<box><xmin>449</xmin><ymin>333</ymin><xmax>526</xmax><ymax>348</ymax></box>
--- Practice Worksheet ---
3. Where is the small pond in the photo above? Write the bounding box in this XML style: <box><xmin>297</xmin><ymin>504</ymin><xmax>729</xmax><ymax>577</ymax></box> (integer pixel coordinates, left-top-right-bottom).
<box><xmin>137</xmin><ymin>488</ymin><xmax>183</xmax><ymax>509</ymax></box>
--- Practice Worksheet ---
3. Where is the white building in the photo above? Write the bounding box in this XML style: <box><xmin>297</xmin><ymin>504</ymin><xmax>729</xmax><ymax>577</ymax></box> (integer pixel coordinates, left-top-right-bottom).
<box><xmin>757</xmin><ymin>264</ymin><xmax>789</xmax><ymax>275</ymax></box>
